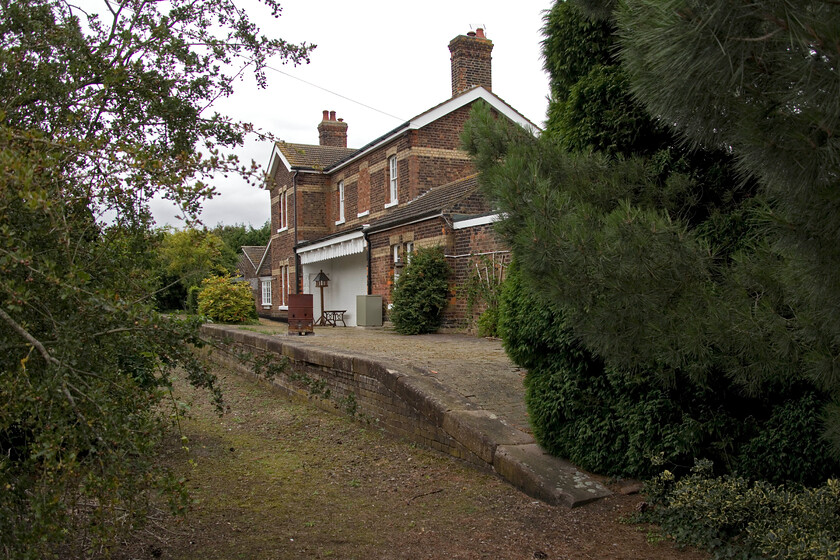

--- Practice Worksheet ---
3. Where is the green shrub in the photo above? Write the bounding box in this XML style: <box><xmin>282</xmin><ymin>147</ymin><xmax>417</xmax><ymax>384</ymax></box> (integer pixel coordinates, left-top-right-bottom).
<box><xmin>498</xmin><ymin>261</ymin><xmax>840</xmax><ymax>482</ymax></box>
<box><xmin>186</xmin><ymin>284</ymin><xmax>201</xmax><ymax>314</ymax></box>
<box><xmin>196</xmin><ymin>275</ymin><xmax>257</xmax><ymax>324</ymax></box>
<box><xmin>458</xmin><ymin>254</ymin><xmax>507</xmax><ymax>335</ymax></box>
<box><xmin>500</xmin><ymin>261</ymin><xmax>695</xmax><ymax>477</ymax></box>
<box><xmin>476</xmin><ymin>306</ymin><xmax>499</xmax><ymax>338</ymax></box>
<box><xmin>390</xmin><ymin>247</ymin><xmax>450</xmax><ymax>335</ymax></box>
<box><xmin>734</xmin><ymin>390</ymin><xmax>840</xmax><ymax>484</ymax></box>
<box><xmin>643</xmin><ymin>460</ymin><xmax>840</xmax><ymax>560</ymax></box>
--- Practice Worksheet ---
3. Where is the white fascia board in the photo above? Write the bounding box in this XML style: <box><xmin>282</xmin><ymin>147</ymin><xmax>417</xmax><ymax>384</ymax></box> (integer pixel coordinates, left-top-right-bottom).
<box><xmin>296</xmin><ymin>230</ymin><xmax>365</xmax><ymax>255</ymax></box>
<box><xmin>453</xmin><ymin>213</ymin><xmax>503</xmax><ymax>230</ymax></box>
<box><xmin>255</xmin><ymin>237</ymin><xmax>272</xmax><ymax>275</ymax></box>
<box><xmin>411</xmin><ymin>88</ymin><xmax>538</xmax><ymax>134</ymax></box>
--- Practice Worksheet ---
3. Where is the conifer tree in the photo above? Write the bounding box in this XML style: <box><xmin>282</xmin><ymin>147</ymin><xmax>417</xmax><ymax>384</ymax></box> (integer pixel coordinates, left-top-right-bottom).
<box><xmin>463</xmin><ymin>0</ymin><xmax>840</xmax><ymax>476</ymax></box>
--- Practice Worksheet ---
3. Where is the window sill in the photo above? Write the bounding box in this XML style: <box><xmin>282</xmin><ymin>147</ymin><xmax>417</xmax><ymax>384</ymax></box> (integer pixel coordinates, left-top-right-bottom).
<box><xmin>278</xmin><ymin>305</ymin><xmax>288</xmax><ymax>310</ymax></box>
<box><xmin>384</xmin><ymin>200</ymin><xmax>398</xmax><ymax>209</ymax></box>
<box><xmin>357</xmin><ymin>210</ymin><xmax>370</xmax><ymax>218</ymax></box>
<box><xmin>277</xmin><ymin>226</ymin><xmax>288</xmax><ymax>233</ymax></box>
<box><xmin>262</xmin><ymin>305</ymin><xmax>272</xmax><ymax>309</ymax></box>
<box><xmin>335</xmin><ymin>219</ymin><xmax>345</xmax><ymax>226</ymax></box>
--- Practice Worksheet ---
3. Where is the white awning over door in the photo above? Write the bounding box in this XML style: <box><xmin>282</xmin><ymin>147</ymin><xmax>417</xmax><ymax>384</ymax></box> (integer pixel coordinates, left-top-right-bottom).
<box><xmin>297</xmin><ymin>230</ymin><xmax>366</xmax><ymax>265</ymax></box>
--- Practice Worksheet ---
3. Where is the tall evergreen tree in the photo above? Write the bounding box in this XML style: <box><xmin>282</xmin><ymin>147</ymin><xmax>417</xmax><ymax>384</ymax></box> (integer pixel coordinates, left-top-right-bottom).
<box><xmin>463</xmin><ymin>0</ymin><xmax>840</xmax><ymax>479</ymax></box>
<box><xmin>613</xmin><ymin>0</ymin><xmax>840</xmax><ymax>406</ymax></box>
<box><xmin>212</xmin><ymin>221</ymin><xmax>271</xmax><ymax>255</ymax></box>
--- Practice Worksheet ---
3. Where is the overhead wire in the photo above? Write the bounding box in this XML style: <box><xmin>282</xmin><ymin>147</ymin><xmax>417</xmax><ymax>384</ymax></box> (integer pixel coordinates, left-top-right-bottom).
<box><xmin>265</xmin><ymin>65</ymin><xmax>406</xmax><ymax>122</ymax></box>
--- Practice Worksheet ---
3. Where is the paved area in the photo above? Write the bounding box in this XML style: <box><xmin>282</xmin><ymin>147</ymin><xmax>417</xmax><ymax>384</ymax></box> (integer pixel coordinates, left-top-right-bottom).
<box><xmin>247</xmin><ymin>320</ymin><xmax>530</xmax><ymax>432</ymax></box>
<box><xmin>231</xmin><ymin>319</ymin><xmax>611</xmax><ymax>507</ymax></box>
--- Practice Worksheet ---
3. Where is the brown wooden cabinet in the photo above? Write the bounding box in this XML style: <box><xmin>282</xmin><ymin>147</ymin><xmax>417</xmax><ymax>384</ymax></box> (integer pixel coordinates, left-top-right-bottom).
<box><xmin>287</xmin><ymin>293</ymin><xmax>314</xmax><ymax>335</ymax></box>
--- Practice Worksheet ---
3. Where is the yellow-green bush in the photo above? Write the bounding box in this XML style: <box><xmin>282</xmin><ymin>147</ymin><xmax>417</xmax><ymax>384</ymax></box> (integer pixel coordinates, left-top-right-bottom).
<box><xmin>643</xmin><ymin>460</ymin><xmax>840</xmax><ymax>560</ymax></box>
<box><xmin>196</xmin><ymin>275</ymin><xmax>257</xmax><ymax>324</ymax></box>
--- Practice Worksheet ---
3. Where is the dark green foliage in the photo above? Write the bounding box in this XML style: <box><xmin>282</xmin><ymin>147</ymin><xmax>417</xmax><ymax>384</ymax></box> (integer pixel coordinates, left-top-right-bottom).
<box><xmin>0</xmin><ymin>0</ymin><xmax>311</xmax><ymax>555</ymax></box>
<box><xmin>464</xmin><ymin>0</ymin><xmax>840</xmax><ymax>484</ymax></box>
<box><xmin>212</xmin><ymin>221</ymin><xmax>271</xmax><ymax>255</ymax></box>
<box><xmin>500</xmin><ymin>262</ymin><xmax>683</xmax><ymax>477</ymax></box>
<box><xmin>610</xmin><ymin>0</ymin><xmax>840</xmax><ymax>445</ymax></box>
<box><xmin>734</xmin><ymin>390</ymin><xmax>839</xmax><ymax>484</ymax></box>
<box><xmin>542</xmin><ymin>1</ymin><xmax>667</xmax><ymax>155</ymax></box>
<box><xmin>458</xmin><ymin>254</ymin><xmax>507</xmax><ymax>336</ymax></box>
<box><xmin>390</xmin><ymin>247</ymin><xmax>450</xmax><ymax>335</ymax></box>
<box><xmin>464</xmin><ymin>0</ymin><xmax>840</xmax><ymax>551</ymax></box>
<box><xmin>501</xmin><ymin>262</ymin><xmax>839</xmax><ymax>482</ymax></box>
<box><xmin>643</xmin><ymin>460</ymin><xmax>840</xmax><ymax>560</ymax></box>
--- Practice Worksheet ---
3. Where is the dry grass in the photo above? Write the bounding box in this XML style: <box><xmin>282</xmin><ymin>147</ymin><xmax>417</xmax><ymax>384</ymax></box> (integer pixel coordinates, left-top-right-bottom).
<box><xmin>113</xmin><ymin>365</ymin><xmax>707</xmax><ymax>560</ymax></box>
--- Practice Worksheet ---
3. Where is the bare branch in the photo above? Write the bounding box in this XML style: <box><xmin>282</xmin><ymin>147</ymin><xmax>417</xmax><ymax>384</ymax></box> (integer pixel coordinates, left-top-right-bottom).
<box><xmin>0</xmin><ymin>307</ymin><xmax>59</xmax><ymax>365</ymax></box>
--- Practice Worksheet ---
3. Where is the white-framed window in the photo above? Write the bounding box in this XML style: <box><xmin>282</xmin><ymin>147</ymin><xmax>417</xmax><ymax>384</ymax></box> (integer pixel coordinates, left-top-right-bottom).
<box><xmin>278</xmin><ymin>190</ymin><xmax>288</xmax><ymax>232</ymax></box>
<box><xmin>405</xmin><ymin>241</ymin><xmax>414</xmax><ymax>262</ymax></box>
<box><xmin>261</xmin><ymin>278</ymin><xmax>272</xmax><ymax>307</ymax></box>
<box><xmin>386</xmin><ymin>155</ymin><xmax>398</xmax><ymax>207</ymax></box>
<box><xmin>392</xmin><ymin>244</ymin><xmax>401</xmax><ymax>283</ymax></box>
<box><xmin>335</xmin><ymin>180</ymin><xmax>345</xmax><ymax>224</ymax></box>
<box><xmin>278</xmin><ymin>265</ymin><xmax>290</xmax><ymax>308</ymax></box>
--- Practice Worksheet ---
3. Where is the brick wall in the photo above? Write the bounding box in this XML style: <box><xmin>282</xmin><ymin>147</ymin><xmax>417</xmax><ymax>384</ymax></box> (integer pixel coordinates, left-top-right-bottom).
<box><xmin>201</xmin><ymin>325</ymin><xmax>485</xmax><ymax>465</ymax></box>
<box><xmin>444</xmin><ymin>223</ymin><xmax>510</xmax><ymax>329</ymax></box>
<box><xmin>368</xmin><ymin>218</ymin><xmax>455</xmax><ymax>315</ymax></box>
<box><xmin>357</xmin><ymin>162</ymin><xmax>370</xmax><ymax>214</ymax></box>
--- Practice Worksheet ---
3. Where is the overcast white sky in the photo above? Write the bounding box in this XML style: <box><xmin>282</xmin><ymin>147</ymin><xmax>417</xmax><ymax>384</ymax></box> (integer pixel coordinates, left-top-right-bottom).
<box><xmin>150</xmin><ymin>1</ymin><xmax>554</xmax><ymax>228</ymax></box>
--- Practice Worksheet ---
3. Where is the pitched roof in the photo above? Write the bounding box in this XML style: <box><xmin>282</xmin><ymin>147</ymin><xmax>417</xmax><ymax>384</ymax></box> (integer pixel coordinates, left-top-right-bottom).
<box><xmin>274</xmin><ymin>142</ymin><xmax>357</xmax><ymax>171</ymax></box>
<box><xmin>367</xmin><ymin>174</ymin><xmax>482</xmax><ymax>232</ymax></box>
<box><xmin>266</xmin><ymin>87</ymin><xmax>540</xmax><ymax>181</ymax></box>
<box><xmin>327</xmin><ymin>87</ymin><xmax>539</xmax><ymax>174</ymax></box>
<box><xmin>240</xmin><ymin>244</ymin><xmax>271</xmax><ymax>277</ymax></box>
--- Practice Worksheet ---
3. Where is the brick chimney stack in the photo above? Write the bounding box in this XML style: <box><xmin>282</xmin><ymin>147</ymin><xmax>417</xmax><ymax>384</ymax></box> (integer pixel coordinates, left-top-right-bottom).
<box><xmin>448</xmin><ymin>27</ymin><xmax>493</xmax><ymax>97</ymax></box>
<box><xmin>317</xmin><ymin>109</ymin><xmax>348</xmax><ymax>147</ymax></box>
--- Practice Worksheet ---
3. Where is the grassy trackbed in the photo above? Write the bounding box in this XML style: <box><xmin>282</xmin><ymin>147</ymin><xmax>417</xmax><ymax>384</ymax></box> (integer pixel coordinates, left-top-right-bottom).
<box><xmin>116</xmin><ymin>365</ymin><xmax>707</xmax><ymax>560</ymax></box>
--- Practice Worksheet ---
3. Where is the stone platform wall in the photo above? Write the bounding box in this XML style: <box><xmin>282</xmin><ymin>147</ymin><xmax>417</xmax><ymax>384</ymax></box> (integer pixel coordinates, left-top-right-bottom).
<box><xmin>200</xmin><ymin>324</ymin><xmax>487</xmax><ymax>467</ymax></box>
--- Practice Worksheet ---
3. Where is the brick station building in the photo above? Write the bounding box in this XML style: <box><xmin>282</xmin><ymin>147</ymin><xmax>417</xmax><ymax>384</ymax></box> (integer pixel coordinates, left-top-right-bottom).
<box><xmin>247</xmin><ymin>28</ymin><xmax>537</xmax><ymax>327</ymax></box>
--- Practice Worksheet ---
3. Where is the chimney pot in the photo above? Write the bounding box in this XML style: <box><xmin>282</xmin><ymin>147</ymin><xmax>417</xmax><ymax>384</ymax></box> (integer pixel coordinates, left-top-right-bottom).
<box><xmin>467</xmin><ymin>31</ymin><xmax>476</xmax><ymax>37</ymax></box>
<box><xmin>476</xmin><ymin>28</ymin><xmax>485</xmax><ymax>38</ymax></box>
<box><xmin>317</xmin><ymin>111</ymin><xmax>348</xmax><ymax>148</ymax></box>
